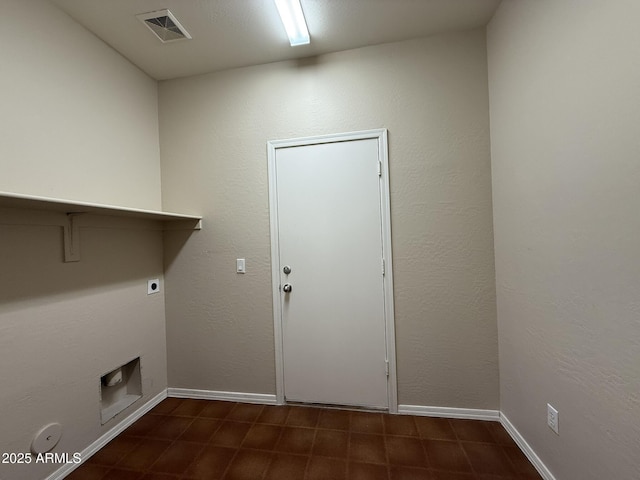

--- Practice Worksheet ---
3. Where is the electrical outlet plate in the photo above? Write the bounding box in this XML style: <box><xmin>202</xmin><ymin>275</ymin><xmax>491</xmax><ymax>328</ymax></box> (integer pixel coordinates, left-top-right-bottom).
<box><xmin>547</xmin><ymin>403</ymin><xmax>559</xmax><ymax>434</ymax></box>
<box><xmin>147</xmin><ymin>279</ymin><xmax>160</xmax><ymax>295</ymax></box>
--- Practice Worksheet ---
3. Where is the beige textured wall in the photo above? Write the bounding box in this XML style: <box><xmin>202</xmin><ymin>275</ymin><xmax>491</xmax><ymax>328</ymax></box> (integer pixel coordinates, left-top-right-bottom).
<box><xmin>0</xmin><ymin>211</ymin><xmax>167</xmax><ymax>480</ymax></box>
<box><xmin>160</xmin><ymin>30</ymin><xmax>498</xmax><ymax>408</ymax></box>
<box><xmin>0</xmin><ymin>2</ymin><xmax>168</xmax><ymax>478</ymax></box>
<box><xmin>0</xmin><ymin>0</ymin><xmax>162</xmax><ymax>210</ymax></box>
<box><xmin>488</xmin><ymin>1</ymin><xmax>640</xmax><ymax>479</ymax></box>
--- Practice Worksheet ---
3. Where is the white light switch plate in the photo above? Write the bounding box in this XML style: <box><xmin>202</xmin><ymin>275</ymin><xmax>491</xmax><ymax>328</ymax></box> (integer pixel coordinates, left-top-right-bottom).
<box><xmin>547</xmin><ymin>403</ymin><xmax>559</xmax><ymax>434</ymax></box>
<box><xmin>236</xmin><ymin>258</ymin><xmax>246</xmax><ymax>274</ymax></box>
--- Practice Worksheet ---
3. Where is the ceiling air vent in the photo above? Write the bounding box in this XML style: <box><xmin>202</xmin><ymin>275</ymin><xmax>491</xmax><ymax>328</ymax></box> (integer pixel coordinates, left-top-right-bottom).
<box><xmin>136</xmin><ymin>9</ymin><xmax>192</xmax><ymax>43</ymax></box>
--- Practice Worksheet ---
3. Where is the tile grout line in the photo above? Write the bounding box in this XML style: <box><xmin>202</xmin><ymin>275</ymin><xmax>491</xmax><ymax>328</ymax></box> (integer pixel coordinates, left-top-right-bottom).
<box><xmin>111</xmin><ymin>400</ymin><xmax>189</xmax><ymax>476</ymax></box>
<box><xmin>145</xmin><ymin>399</ymin><xmax>207</xmax><ymax>478</ymax></box>
<box><xmin>215</xmin><ymin>402</ymin><xmax>246</xmax><ymax>480</ymax></box>
<box><xmin>258</xmin><ymin>407</ymin><xmax>286</xmax><ymax>480</ymax></box>
<box><xmin>288</xmin><ymin>406</ymin><xmax>313</xmax><ymax>480</ymax></box>
<box><xmin>345</xmin><ymin>411</ymin><xmax>356</xmax><ymax>480</ymax></box>
<box><xmin>381</xmin><ymin>412</ymin><xmax>392</xmax><ymax>480</ymax></box>
<box><xmin>235</xmin><ymin>402</ymin><xmax>272</xmax><ymax>480</ymax></box>
<box><xmin>305</xmin><ymin>408</ymin><xmax>321</xmax><ymax>480</ymax></box>
<box><xmin>449</xmin><ymin>417</ymin><xmax>481</xmax><ymax>479</ymax></box>
<box><xmin>412</xmin><ymin>413</ymin><xmax>430</xmax><ymax>475</ymax></box>
<box><xmin>170</xmin><ymin>406</ymin><xmax>210</xmax><ymax>477</ymax></box>
<box><xmin>101</xmin><ymin>432</ymin><xmax>142</xmax><ymax>473</ymax></box>
<box><xmin>265</xmin><ymin>404</ymin><xmax>304</xmax><ymax>476</ymax></box>
<box><xmin>185</xmin><ymin>400</ymin><xmax>240</xmax><ymax>478</ymax></box>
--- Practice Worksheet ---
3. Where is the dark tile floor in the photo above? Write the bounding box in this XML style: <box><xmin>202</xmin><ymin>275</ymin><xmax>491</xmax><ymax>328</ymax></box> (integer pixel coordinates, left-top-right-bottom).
<box><xmin>67</xmin><ymin>398</ymin><xmax>542</xmax><ymax>480</ymax></box>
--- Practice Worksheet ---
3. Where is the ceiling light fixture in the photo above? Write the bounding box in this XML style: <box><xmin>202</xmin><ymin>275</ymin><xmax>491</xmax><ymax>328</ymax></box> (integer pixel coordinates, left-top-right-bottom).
<box><xmin>274</xmin><ymin>0</ymin><xmax>310</xmax><ymax>46</ymax></box>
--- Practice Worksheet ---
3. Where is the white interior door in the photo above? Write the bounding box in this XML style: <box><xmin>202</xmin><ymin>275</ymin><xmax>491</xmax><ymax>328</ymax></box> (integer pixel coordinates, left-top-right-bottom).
<box><xmin>269</xmin><ymin>131</ymin><xmax>393</xmax><ymax>409</ymax></box>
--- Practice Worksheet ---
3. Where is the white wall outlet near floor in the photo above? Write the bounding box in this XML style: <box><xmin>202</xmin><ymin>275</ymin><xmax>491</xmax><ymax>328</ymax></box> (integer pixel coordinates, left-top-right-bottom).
<box><xmin>147</xmin><ymin>279</ymin><xmax>160</xmax><ymax>295</ymax></box>
<box><xmin>547</xmin><ymin>403</ymin><xmax>559</xmax><ymax>434</ymax></box>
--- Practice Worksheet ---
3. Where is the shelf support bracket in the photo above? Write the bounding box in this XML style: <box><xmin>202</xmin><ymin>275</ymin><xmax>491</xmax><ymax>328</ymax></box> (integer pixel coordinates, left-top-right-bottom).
<box><xmin>163</xmin><ymin>218</ymin><xmax>203</xmax><ymax>231</ymax></box>
<box><xmin>63</xmin><ymin>213</ymin><xmax>82</xmax><ymax>262</ymax></box>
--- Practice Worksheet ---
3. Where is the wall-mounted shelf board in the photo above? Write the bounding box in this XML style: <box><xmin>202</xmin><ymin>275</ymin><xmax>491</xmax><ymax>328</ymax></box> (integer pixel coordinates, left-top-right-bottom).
<box><xmin>0</xmin><ymin>191</ymin><xmax>202</xmax><ymax>262</ymax></box>
<box><xmin>0</xmin><ymin>191</ymin><xmax>202</xmax><ymax>225</ymax></box>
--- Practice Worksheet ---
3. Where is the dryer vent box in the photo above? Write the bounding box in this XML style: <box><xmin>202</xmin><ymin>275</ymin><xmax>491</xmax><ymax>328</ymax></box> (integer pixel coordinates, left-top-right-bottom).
<box><xmin>100</xmin><ymin>357</ymin><xmax>142</xmax><ymax>424</ymax></box>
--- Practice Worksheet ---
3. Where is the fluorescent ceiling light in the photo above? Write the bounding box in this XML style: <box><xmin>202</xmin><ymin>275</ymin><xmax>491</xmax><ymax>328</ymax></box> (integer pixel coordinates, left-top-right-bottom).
<box><xmin>274</xmin><ymin>0</ymin><xmax>310</xmax><ymax>46</ymax></box>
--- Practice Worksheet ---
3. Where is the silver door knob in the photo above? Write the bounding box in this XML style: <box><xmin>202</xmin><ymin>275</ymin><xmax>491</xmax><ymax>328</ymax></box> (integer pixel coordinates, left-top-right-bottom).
<box><xmin>283</xmin><ymin>265</ymin><xmax>292</xmax><ymax>274</ymax></box>
<box><xmin>283</xmin><ymin>283</ymin><xmax>292</xmax><ymax>293</ymax></box>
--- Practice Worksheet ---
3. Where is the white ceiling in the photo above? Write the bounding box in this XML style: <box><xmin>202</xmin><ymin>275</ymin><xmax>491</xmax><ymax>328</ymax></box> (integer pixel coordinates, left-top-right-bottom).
<box><xmin>50</xmin><ymin>0</ymin><xmax>501</xmax><ymax>81</ymax></box>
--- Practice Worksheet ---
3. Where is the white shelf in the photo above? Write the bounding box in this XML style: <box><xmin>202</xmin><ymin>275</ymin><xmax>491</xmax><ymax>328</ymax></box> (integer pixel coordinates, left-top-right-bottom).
<box><xmin>0</xmin><ymin>191</ymin><xmax>201</xmax><ymax>262</ymax></box>
<box><xmin>0</xmin><ymin>190</ymin><xmax>201</xmax><ymax>224</ymax></box>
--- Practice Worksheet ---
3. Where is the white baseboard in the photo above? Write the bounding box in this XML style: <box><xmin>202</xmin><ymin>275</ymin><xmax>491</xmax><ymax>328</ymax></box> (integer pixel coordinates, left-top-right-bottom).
<box><xmin>46</xmin><ymin>390</ymin><xmax>167</xmax><ymax>480</ymax></box>
<box><xmin>500</xmin><ymin>413</ymin><xmax>557</xmax><ymax>480</ymax></box>
<box><xmin>398</xmin><ymin>404</ymin><xmax>500</xmax><ymax>421</ymax></box>
<box><xmin>167</xmin><ymin>388</ymin><xmax>278</xmax><ymax>405</ymax></box>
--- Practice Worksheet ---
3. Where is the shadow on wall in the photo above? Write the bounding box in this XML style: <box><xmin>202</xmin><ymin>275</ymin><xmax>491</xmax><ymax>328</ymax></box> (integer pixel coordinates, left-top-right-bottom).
<box><xmin>0</xmin><ymin>207</ymin><xmax>165</xmax><ymax>310</ymax></box>
<box><xmin>163</xmin><ymin>226</ymin><xmax>198</xmax><ymax>272</ymax></box>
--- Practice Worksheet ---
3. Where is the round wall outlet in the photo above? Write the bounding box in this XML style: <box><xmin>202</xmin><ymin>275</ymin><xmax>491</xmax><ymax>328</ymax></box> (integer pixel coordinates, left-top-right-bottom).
<box><xmin>147</xmin><ymin>278</ymin><xmax>160</xmax><ymax>294</ymax></box>
<box><xmin>32</xmin><ymin>423</ymin><xmax>62</xmax><ymax>454</ymax></box>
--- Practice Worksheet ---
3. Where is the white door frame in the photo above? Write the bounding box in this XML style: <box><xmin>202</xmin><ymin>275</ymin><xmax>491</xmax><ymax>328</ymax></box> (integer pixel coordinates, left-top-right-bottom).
<box><xmin>267</xmin><ymin>128</ymin><xmax>398</xmax><ymax>413</ymax></box>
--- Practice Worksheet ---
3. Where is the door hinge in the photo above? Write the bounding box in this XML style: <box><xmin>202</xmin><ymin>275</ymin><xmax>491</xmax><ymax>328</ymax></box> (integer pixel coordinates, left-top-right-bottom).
<box><xmin>377</xmin><ymin>161</ymin><xmax>382</xmax><ymax>177</ymax></box>
<box><xmin>385</xmin><ymin>360</ymin><xmax>389</xmax><ymax>377</ymax></box>
<box><xmin>381</xmin><ymin>258</ymin><xmax>385</xmax><ymax>276</ymax></box>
